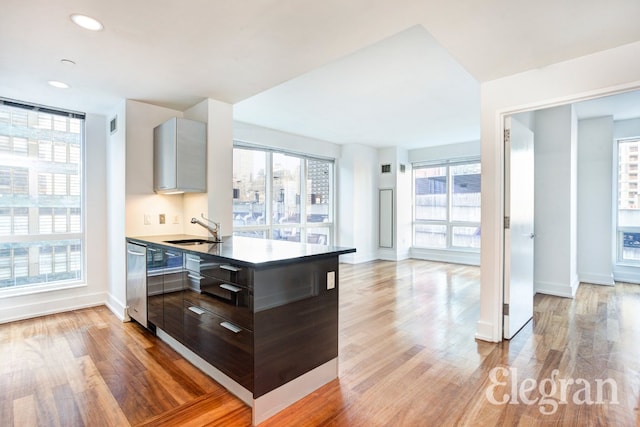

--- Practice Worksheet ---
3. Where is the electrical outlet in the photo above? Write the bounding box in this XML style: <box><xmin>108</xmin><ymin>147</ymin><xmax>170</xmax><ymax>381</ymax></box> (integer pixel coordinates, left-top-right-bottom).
<box><xmin>327</xmin><ymin>271</ymin><xmax>335</xmax><ymax>290</ymax></box>
<box><xmin>159</xmin><ymin>213</ymin><xmax>166</xmax><ymax>224</ymax></box>
<box><xmin>173</xmin><ymin>215</ymin><xmax>180</xmax><ymax>224</ymax></box>
<box><xmin>144</xmin><ymin>214</ymin><xmax>151</xmax><ymax>225</ymax></box>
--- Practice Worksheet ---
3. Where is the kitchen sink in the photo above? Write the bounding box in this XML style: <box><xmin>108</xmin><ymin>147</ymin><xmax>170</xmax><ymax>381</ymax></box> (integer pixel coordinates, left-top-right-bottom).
<box><xmin>164</xmin><ymin>238</ymin><xmax>221</xmax><ymax>245</ymax></box>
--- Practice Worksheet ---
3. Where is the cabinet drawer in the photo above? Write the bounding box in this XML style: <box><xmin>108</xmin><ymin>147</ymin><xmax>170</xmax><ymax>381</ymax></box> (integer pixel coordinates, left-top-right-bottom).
<box><xmin>185</xmin><ymin>255</ymin><xmax>250</xmax><ymax>287</ymax></box>
<box><xmin>183</xmin><ymin>301</ymin><xmax>253</xmax><ymax>391</ymax></box>
<box><xmin>184</xmin><ymin>289</ymin><xmax>253</xmax><ymax>330</ymax></box>
<box><xmin>200</xmin><ymin>262</ymin><xmax>250</xmax><ymax>287</ymax></box>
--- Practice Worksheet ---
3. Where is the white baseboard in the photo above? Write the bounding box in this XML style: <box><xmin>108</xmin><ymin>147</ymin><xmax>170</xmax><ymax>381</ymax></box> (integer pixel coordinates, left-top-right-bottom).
<box><xmin>105</xmin><ymin>293</ymin><xmax>128</xmax><ymax>321</ymax></box>
<box><xmin>253</xmin><ymin>358</ymin><xmax>338</xmax><ymax>425</ymax></box>
<box><xmin>535</xmin><ymin>280</ymin><xmax>577</xmax><ymax>298</ymax></box>
<box><xmin>340</xmin><ymin>252</ymin><xmax>377</xmax><ymax>264</ymax></box>
<box><xmin>579</xmin><ymin>272</ymin><xmax>615</xmax><ymax>286</ymax></box>
<box><xmin>475</xmin><ymin>320</ymin><xmax>499</xmax><ymax>342</ymax></box>
<box><xmin>377</xmin><ymin>248</ymin><xmax>410</xmax><ymax>261</ymax></box>
<box><xmin>0</xmin><ymin>291</ymin><xmax>106</xmax><ymax>324</ymax></box>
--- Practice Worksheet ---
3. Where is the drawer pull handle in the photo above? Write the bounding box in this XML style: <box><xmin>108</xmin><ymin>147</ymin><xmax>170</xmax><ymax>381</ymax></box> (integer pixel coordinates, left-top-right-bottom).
<box><xmin>220</xmin><ymin>283</ymin><xmax>241</xmax><ymax>293</ymax></box>
<box><xmin>186</xmin><ymin>255</ymin><xmax>201</xmax><ymax>262</ymax></box>
<box><xmin>188</xmin><ymin>273</ymin><xmax>203</xmax><ymax>280</ymax></box>
<box><xmin>188</xmin><ymin>306</ymin><xmax>205</xmax><ymax>315</ymax></box>
<box><xmin>220</xmin><ymin>321</ymin><xmax>242</xmax><ymax>333</ymax></box>
<box><xmin>127</xmin><ymin>249</ymin><xmax>145</xmax><ymax>256</ymax></box>
<box><xmin>220</xmin><ymin>264</ymin><xmax>241</xmax><ymax>272</ymax></box>
<box><xmin>166</xmin><ymin>252</ymin><xmax>181</xmax><ymax>258</ymax></box>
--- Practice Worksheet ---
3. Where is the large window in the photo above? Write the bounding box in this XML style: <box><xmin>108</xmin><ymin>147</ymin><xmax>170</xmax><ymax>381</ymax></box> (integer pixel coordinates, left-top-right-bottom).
<box><xmin>617</xmin><ymin>138</ymin><xmax>640</xmax><ymax>264</ymax></box>
<box><xmin>0</xmin><ymin>100</ymin><xmax>84</xmax><ymax>289</ymax></box>
<box><xmin>233</xmin><ymin>146</ymin><xmax>334</xmax><ymax>245</ymax></box>
<box><xmin>413</xmin><ymin>161</ymin><xmax>481</xmax><ymax>250</ymax></box>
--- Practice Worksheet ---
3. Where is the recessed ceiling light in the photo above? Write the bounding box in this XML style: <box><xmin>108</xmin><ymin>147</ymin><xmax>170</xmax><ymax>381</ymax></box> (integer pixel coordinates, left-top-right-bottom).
<box><xmin>48</xmin><ymin>80</ymin><xmax>70</xmax><ymax>89</ymax></box>
<box><xmin>70</xmin><ymin>14</ymin><xmax>103</xmax><ymax>31</ymax></box>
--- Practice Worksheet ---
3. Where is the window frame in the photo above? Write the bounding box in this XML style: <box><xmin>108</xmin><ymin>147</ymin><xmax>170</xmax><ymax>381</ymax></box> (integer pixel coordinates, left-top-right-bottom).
<box><xmin>0</xmin><ymin>99</ymin><xmax>85</xmax><ymax>294</ymax></box>
<box><xmin>412</xmin><ymin>158</ymin><xmax>481</xmax><ymax>252</ymax></box>
<box><xmin>232</xmin><ymin>144</ymin><xmax>335</xmax><ymax>245</ymax></box>
<box><xmin>615</xmin><ymin>137</ymin><xmax>640</xmax><ymax>267</ymax></box>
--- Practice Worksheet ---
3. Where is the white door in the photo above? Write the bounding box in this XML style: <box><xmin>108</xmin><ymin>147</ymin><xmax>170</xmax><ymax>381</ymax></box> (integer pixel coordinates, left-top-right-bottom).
<box><xmin>503</xmin><ymin>116</ymin><xmax>535</xmax><ymax>339</ymax></box>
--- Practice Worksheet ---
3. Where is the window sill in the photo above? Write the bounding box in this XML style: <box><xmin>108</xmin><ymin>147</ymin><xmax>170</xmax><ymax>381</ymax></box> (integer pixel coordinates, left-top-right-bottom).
<box><xmin>410</xmin><ymin>247</ymin><xmax>480</xmax><ymax>266</ymax></box>
<box><xmin>613</xmin><ymin>263</ymin><xmax>640</xmax><ymax>284</ymax></box>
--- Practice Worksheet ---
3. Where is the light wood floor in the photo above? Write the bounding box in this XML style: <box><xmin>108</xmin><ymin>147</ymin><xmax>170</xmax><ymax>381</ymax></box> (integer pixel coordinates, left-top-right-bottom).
<box><xmin>2</xmin><ymin>260</ymin><xmax>639</xmax><ymax>426</ymax></box>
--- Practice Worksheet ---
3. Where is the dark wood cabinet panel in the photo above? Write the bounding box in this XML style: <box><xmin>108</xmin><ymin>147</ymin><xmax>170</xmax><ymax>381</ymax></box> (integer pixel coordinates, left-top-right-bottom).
<box><xmin>147</xmin><ymin>275</ymin><xmax>164</xmax><ymax>329</ymax></box>
<box><xmin>163</xmin><ymin>289</ymin><xmax>185</xmax><ymax>344</ymax></box>
<box><xmin>146</xmin><ymin>245</ymin><xmax>185</xmax><ymax>335</ymax></box>
<box><xmin>183</xmin><ymin>301</ymin><xmax>254</xmax><ymax>391</ymax></box>
<box><xmin>252</xmin><ymin>257</ymin><xmax>339</xmax><ymax>397</ymax></box>
<box><xmin>253</xmin><ymin>285</ymin><xmax>338</xmax><ymax>398</ymax></box>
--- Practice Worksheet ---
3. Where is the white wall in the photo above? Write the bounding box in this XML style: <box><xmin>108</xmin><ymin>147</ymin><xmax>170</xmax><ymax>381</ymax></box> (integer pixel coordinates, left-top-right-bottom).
<box><xmin>614</xmin><ymin>117</ymin><xmax>640</xmax><ymax>139</ymax></box>
<box><xmin>234</xmin><ymin>121</ymin><xmax>342</xmax><ymax>160</ymax></box>
<box><xmin>339</xmin><ymin>144</ymin><xmax>379</xmax><ymax>263</ymax></box>
<box><xmin>577</xmin><ymin>116</ymin><xmax>615</xmax><ymax>286</ymax></box>
<box><xmin>478</xmin><ymin>39</ymin><xmax>640</xmax><ymax>342</ymax></box>
<box><xmin>182</xmin><ymin>99</ymin><xmax>234</xmax><ymax>238</ymax></box>
<box><xmin>409</xmin><ymin>140</ymin><xmax>480</xmax><ymax>163</ymax></box>
<box><xmin>204</xmin><ymin>99</ymin><xmax>234</xmax><ymax>236</ymax></box>
<box><xmin>0</xmin><ymin>114</ymin><xmax>110</xmax><ymax>323</ymax></box>
<box><xmin>106</xmin><ymin>103</ymin><xmax>128</xmax><ymax>319</ymax></box>
<box><xmin>377</xmin><ymin>147</ymin><xmax>411</xmax><ymax>261</ymax></box>
<box><xmin>533</xmin><ymin>105</ymin><xmax>579</xmax><ymax>297</ymax></box>
<box><xmin>125</xmin><ymin>100</ymin><xmax>185</xmax><ymax>237</ymax></box>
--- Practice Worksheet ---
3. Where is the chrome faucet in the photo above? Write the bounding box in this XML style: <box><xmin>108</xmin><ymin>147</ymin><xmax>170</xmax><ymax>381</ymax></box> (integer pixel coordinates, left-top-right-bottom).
<box><xmin>191</xmin><ymin>214</ymin><xmax>220</xmax><ymax>242</ymax></box>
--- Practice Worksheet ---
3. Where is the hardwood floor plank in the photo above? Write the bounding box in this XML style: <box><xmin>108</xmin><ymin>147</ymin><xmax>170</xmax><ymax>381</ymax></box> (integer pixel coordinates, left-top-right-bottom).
<box><xmin>135</xmin><ymin>391</ymin><xmax>250</xmax><ymax>427</ymax></box>
<box><xmin>51</xmin><ymin>383</ymin><xmax>85</xmax><ymax>427</ymax></box>
<box><xmin>12</xmin><ymin>394</ymin><xmax>37</xmax><ymax>427</ymax></box>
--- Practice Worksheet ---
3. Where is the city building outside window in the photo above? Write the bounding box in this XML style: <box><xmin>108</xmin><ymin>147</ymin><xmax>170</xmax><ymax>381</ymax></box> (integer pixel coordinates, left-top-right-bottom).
<box><xmin>617</xmin><ymin>138</ymin><xmax>640</xmax><ymax>264</ymax></box>
<box><xmin>232</xmin><ymin>146</ymin><xmax>334</xmax><ymax>245</ymax></box>
<box><xmin>412</xmin><ymin>160</ymin><xmax>481</xmax><ymax>250</ymax></box>
<box><xmin>0</xmin><ymin>100</ymin><xmax>84</xmax><ymax>290</ymax></box>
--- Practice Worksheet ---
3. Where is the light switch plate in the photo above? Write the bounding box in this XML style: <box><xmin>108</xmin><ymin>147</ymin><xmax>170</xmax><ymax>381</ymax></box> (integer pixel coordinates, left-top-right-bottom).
<box><xmin>144</xmin><ymin>214</ymin><xmax>151</xmax><ymax>225</ymax></box>
<box><xmin>327</xmin><ymin>271</ymin><xmax>335</xmax><ymax>290</ymax></box>
<box><xmin>159</xmin><ymin>213</ymin><xmax>166</xmax><ymax>224</ymax></box>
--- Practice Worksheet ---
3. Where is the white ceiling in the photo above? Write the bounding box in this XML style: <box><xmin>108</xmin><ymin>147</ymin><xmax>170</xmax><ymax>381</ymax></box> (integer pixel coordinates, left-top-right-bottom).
<box><xmin>234</xmin><ymin>26</ymin><xmax>480</xmax><ymax>148</ymax></box>
<box><xmin>2</xmin><ymin>0</ymin><xmax>640</xmax><ymax>149</ymax></box>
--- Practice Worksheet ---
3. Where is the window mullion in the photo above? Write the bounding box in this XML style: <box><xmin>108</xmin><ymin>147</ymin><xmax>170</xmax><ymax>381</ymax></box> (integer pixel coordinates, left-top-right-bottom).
<box><xmin>266</xmin><ymin>152</ymin><xmax>273</xmax><ymax>238</ymax></box>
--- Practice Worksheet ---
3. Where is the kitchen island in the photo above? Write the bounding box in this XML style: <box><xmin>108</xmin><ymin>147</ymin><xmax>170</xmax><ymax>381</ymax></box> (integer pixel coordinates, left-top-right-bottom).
<box><xmin>126</xmin><ymin>234</ymin><xmax>355</xmax><ymax>425</ymax></box>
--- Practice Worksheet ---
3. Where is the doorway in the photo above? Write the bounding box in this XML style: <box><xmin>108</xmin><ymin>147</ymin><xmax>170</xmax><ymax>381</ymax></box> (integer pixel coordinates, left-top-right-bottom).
<box><xmin>499</xmin><ymin>89</ymin><xmax>640</xmax><ymax>340</ymax></box>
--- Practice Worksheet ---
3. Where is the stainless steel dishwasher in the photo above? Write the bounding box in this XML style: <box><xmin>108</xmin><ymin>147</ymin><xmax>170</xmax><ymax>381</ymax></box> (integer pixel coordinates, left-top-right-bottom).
<box><xmin>126</xmin><ymin>241</ymin><xmax>147</xmax><ymax>327</ymax></box>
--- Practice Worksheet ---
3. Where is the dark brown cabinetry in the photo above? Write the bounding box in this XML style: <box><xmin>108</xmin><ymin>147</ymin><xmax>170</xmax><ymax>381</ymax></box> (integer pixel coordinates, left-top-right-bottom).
<box><xmin>171</xmin><ymin>251</ymin><xmax>338</xmax><ymax>398</ymax></box>
<box><xmin>182</xmin><ymin>253</ymin><xmax>254</xmax><ymax>389</ymax></box>
<box><xmin>183</xmin><ymin>299</ymin><xmax>254</xmax><ymax>390</ymax></box>
<box><xmin>130</xmin><ymin>235</ymin><xmax>354</xmax><ymax>402</ymax></box>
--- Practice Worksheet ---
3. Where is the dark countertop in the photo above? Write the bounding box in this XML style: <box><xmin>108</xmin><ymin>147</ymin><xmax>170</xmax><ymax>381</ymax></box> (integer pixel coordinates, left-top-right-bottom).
<box><xmin>127</xmin><ymin>234</ymin><xmax>356</xmax><ymax>268</ymax></box>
